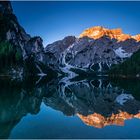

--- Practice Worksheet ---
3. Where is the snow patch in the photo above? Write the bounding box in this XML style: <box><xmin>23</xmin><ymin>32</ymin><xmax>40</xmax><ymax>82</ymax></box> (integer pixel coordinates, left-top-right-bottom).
<box><xmin>83</xmin><ymin>63</ymin><xmax>90</xmax><ymax>68</ymax></box>
<box><xmin>60</xmin><ymin>43</ymin><xmax>78</xmax><ymax>78</ymax></box>
<box><xmin>115</xmin><ymin>93</ymin><xmax>134</xmax><ymax>105</ymax></box>
<box><xmin>114</xmin><ymin>47</ymin><xmax>132</xmax><ymax>58</ymax></box>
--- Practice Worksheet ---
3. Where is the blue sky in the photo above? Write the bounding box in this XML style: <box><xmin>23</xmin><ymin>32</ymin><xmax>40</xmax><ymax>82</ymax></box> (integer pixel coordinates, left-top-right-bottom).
<box><xmin>11</xmin><ymin>1</ymin><xmax>140</xmax><ymax>46</ymax></box>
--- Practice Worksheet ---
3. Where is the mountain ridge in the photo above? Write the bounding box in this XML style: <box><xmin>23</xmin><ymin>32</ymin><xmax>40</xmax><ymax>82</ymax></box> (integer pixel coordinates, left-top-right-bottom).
<box><xmin>80</xmin><ymin>26</ymin><xmax>140</xmax><ymax>42</ymax></box>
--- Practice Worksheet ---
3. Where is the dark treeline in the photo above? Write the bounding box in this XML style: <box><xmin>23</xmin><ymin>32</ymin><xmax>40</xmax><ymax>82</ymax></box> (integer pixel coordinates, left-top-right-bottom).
<box><xmin>0</xmin><ymin>41</ymin><xmax>23</xmax><ymax>71</ymax></box>
<box><xmin>109</xmin><ymin>49</ymin><xmax>140</xmax><ymax>77</ymax></box>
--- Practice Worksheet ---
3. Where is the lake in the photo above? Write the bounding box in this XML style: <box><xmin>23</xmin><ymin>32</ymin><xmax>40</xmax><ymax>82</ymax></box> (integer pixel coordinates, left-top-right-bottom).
<box><xmin>0</xmin><ymin>76</ymin><xmax>140</xmax><ymax>139</ymax></box>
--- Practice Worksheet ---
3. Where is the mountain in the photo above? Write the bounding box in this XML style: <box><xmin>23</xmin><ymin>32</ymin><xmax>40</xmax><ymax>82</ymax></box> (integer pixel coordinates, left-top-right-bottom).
<box><xmin>0</xmin><ymin>1</ymin><xmax>54</xmax><ymax>79</ymax></box>
<box><xmin>45</xmin><ymin>36</ymin><xmax>76</xmax><ymax>73</ymax></box>
<box><xmin>45</xmin><ymin>26</ymin><xmax>140</xmax><ymax>76</ymax></box>
<box><xmin>1</xmin><ymin>1</ymin><xmax>140</xmax><ymax>79</ymax></box>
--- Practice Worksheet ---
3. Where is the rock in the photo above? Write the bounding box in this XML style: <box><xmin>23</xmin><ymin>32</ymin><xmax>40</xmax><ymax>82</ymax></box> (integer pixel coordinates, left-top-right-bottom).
<box><xmin>24</xmin><ymin>36</ymin><xmax>44</xmax><ymax>60</ymax></box>
<box><xmin>0</xmin><ymin>1</ymin><xmax>13</xmax><ymax>15</ymax></box>
<box><xmin>44</xmin><ymin>27</ymin><xmax>140</xmax><ymax>74</ymax></box>
<box><xmin>45</xmin><ymin>36</ymin><xmax>76</xmax><ymax>72</ymax></box>
<box><xmin>0</xmin><ymin>1</ymin><xmax>30</xmax><ymax>45</ymax></box>
<box><xmin>61</xmin><ymin>36</ymin><xmax>139</xmax><ymax>73</ymax></box>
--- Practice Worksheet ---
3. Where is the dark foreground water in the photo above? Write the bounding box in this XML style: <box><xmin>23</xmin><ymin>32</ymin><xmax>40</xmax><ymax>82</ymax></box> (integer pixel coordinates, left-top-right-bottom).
<box><xmin>0</xmin><ymin>76</ymin><xmax>140</xmax><ymax>139</ymax></box>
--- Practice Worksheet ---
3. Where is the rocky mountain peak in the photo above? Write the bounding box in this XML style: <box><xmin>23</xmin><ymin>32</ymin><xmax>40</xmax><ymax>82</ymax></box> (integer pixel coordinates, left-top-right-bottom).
<box><xmin>0</xmin><ymin>0</ymin><xmax>31</xmax><ymax>43</ymax></box>
<box><xmin>132</xmin><ymin>34</ymin><xmax>140</xmax><ymax>41</ymax></box>
<box><xmin>0</xmin><ymin>0</ymin><xmax>13</xmax><ymax>15</ymax></box>
<box><xmin>80</xmin><ymin>26</ymin><xmax>140</xmax><ymax>42</ymax></box>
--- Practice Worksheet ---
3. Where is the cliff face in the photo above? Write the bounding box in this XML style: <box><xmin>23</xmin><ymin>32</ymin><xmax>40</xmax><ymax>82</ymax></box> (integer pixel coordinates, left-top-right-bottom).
<box><xmin>0</xmin><ymin>1</ymin><xmax>51</xmax><ymax>78</ymax></box>
<box><xmin>45</xmin><ymin>36</ymin><xmax>76</xmax><ymax>73</ymax></box>
<box><xmin>0</xmin><ymin>1</ymin><xmax>30</xmax><ymax>54</ymax></box>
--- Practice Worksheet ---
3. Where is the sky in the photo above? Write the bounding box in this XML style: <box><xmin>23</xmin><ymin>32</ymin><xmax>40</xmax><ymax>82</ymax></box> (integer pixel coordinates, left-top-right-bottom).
<box><xmin>11</xmin><ymin>1</ymin><xmax>140</xmax><ymax>46</ymax></box>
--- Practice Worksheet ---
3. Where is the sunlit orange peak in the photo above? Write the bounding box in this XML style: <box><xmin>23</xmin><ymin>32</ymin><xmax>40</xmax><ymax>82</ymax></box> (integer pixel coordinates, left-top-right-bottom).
<box><xmin>79</xmin><ymin>26</ymin><xmax>140</xmax><ymax>42</ymax></box>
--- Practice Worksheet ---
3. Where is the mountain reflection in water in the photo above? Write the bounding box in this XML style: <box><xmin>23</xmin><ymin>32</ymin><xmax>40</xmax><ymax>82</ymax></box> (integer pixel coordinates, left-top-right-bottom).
<box><xmin>0</xmin><ymin>76</ymin><xmax>140</xmax><ymax>138</ymax></box>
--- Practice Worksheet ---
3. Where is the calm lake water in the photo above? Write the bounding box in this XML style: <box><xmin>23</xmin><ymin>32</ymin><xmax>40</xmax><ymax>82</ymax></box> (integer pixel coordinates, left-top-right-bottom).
<box><xmin>0</xmin><ymin>76</ymin><xmax>140</xmax><ymax>139</ymax></box>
